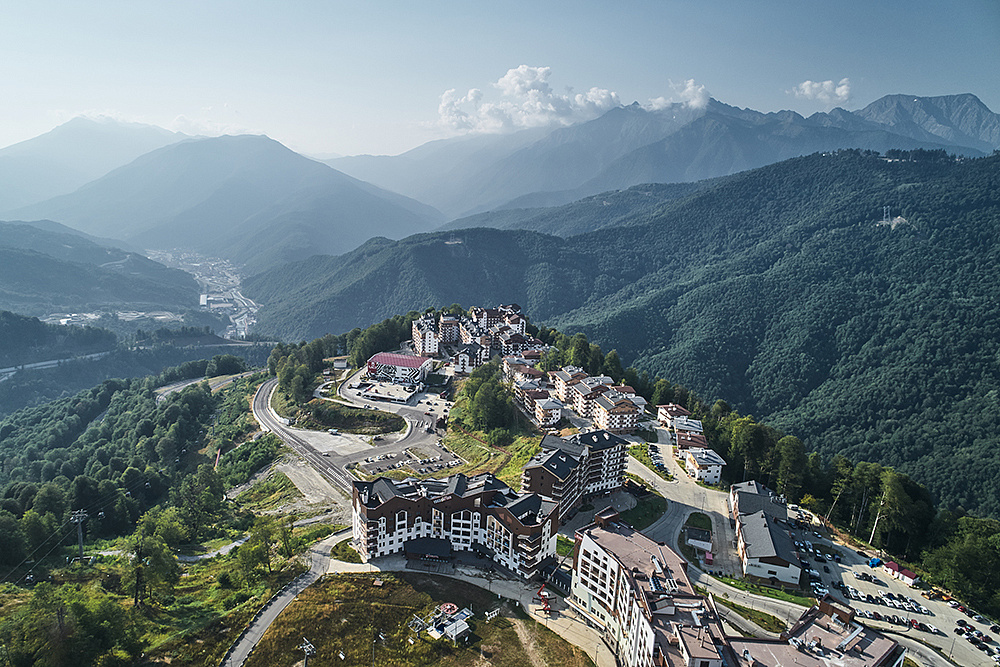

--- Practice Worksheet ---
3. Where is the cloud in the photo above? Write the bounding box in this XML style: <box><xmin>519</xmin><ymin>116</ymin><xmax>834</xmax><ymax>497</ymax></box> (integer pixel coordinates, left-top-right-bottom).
<box><xmin>645</xmin><ymin>78</ymin><xmax>711</xmax><ymax>111</ymax></box>
<box><xmin>790</xmin><ymin>78</ymin><xmax>851</xmax><ymax>105</ymax></box>
<box><xmin>437</xmin><ymin>65</ymin><xmax>621</xmax><ymax>133</ymax></box>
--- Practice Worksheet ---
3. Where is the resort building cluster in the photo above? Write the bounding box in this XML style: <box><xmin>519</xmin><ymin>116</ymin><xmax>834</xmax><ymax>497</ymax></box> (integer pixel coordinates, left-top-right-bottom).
<box><xmin>570</xmin><ymin>508</ymin><xmax>905</xmax><ymax>667</ymax></box>
<box><xmin>349</xmin><ymin>303</ymin><xmax>905</xmax><ymax>667</ymax></box>
<box><xmin>411</xmin><ymin>304</ymin><xmax>545</xmax><ymax>372</ymax></box>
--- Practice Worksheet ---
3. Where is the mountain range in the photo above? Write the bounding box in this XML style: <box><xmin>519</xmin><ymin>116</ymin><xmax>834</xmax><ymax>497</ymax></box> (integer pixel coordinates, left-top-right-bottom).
<box><xmin>244</xmin><ymin>149</ymin><xmax>1000</xmax><ymax>516</ymax></box>
<box><xmin>8</xmin><ymin>134</ymin><xmax>444</xmax><ymax>269</ymax></box>
<box><xmin>0</xmin><ymin>116</ymin><xmax>186</xmax><ymax>212</ymax></box>
<box><xmin>1</xmin><ymin>94</ymin><xmax>997</xmax><ymax>272</ymax></box>
<box><xmin>333</xmin><ymin>94</ymin><xmax>1000</xmax><ymax>217</ymax></box>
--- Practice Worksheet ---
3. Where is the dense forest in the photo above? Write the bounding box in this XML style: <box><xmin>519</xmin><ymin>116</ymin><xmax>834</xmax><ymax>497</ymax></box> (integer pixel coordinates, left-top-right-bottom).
<box><xmin>246</xmin><ymin>150</ymin><xmax>1000</xmax><ymax>517</ymax></box>
<box><xmin>0</xmin><ymin>309</ymin><xmax>118</xmax><ymax>367</ymax></box>
<box><xmin>0</xmin><ymin>360</ymin><xmax>309</xmax><ymax>665</ymax></box>
<box><xmin>0</xmin><ymin>342</ymin><xmax>273</xmax><ymax>419</ymax></box>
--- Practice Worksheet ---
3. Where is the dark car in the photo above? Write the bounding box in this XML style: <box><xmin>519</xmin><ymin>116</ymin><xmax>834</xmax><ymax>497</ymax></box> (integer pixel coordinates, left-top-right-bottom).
<box><xmin>823</xmin><ymin>565</ymin><xmax>830</xmax><ymax>573</ymax></box>
<box><xmin>956</xmin><ymin>627</ymin><xmax>967</xmax><ymax>635</ymax></box>
<box><xmin>958</xmin><ymin>619</ymin><xmax>968</xmax><ymax>627</ymax></box>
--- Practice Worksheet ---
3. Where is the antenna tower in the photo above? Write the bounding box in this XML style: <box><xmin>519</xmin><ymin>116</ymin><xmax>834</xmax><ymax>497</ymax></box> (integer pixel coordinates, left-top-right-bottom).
<box><xmin>297</xmin><ymin>638</ymin><xmax>316</xmax><ymax>667</ymax></box>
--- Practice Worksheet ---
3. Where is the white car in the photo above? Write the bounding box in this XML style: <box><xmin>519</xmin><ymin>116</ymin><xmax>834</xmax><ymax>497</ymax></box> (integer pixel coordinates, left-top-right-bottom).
<box><xmin>927</xmin><ymin>625</ymin><xmax>939</xmax><ymax>635</ymax></box>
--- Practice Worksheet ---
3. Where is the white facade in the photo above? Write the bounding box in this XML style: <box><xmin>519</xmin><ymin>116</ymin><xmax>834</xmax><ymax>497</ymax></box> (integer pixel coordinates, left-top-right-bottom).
<box><xmin>571</xmin><ymin>532</ymin><xmax>656</xmax><ymax>667</ymax></box>
<box><xmin>684</xmin><ymin>447</ymin><xmax>726</xmax><ymax>484</ymax></box>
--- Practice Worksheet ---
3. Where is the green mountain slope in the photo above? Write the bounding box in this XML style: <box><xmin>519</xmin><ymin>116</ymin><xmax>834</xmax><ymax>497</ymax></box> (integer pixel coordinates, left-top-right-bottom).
<box><xmin>439</xmin><ymin>181</ymin><xmax>705</xmax><ymax>237</ymax></box>
<box><xmin>0</xmin><ymin>221</ymin><xmax>199</xmax><ymax>314</ymax></box>
<box><xmin>247</xmin><ymin>150</ymin><xmax>1000</xmax><ymax>516</ymax></box>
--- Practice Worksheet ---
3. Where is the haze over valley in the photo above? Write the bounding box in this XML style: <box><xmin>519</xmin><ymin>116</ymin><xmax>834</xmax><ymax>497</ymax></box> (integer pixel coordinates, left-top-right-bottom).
<box><xmin>2</xmin><ymin>4</ymin><xmax>1000</xmax><ymax>665</ymax></box>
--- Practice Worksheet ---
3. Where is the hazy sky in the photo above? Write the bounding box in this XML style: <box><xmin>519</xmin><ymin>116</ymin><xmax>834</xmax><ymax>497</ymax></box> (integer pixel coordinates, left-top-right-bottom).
<box><xmin>2</xmin><ymin>1</ymin><xmax>997</xmax><ymax>157</ymax></box>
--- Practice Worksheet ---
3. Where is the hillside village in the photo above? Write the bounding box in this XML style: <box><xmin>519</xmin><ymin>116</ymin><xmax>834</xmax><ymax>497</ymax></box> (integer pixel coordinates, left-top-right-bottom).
<box><xmin>337</xmin><ymin>304</ymin><xmax>920</xmax><ymax>667</ymax></box>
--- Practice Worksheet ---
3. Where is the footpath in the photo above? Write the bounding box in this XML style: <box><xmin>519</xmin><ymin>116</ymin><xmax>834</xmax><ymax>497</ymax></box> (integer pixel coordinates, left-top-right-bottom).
<box><xmin>219</xmin><ymin>530</ymin><xmax>345</xmax><ymax>667</ymax></box>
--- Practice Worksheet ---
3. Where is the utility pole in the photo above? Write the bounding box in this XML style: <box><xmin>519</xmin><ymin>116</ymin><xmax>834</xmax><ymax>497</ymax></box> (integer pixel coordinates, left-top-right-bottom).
<box><xmin>868</xmin><ymin>490</ymin><xmax>888</xmax><ymax>547</ymax></box>
<box><xmin>296</xmin><ymin>638</ymin><xmax>315</xmax><ymax>667</ymax></box>
<box><xmin>70</xmin><ymin>510</ymin><xmax>87</xmax><ymax>561</ymax></box>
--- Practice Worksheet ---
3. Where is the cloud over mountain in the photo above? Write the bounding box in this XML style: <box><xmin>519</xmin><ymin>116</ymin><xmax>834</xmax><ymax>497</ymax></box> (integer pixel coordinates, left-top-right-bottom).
<box><xmin>646</xmin><ymin>79</ymin><xmax>711</xmax><ymax>111</ymax></box>
<box><xmin>791</xmin><ymin>77</ymin><xmax>851</xmax><ymax>105</ymax></box>
<box><xmin>438</xmin><ymin>65</ymin><xmax>621</xmax><ymax>132</ymax></box>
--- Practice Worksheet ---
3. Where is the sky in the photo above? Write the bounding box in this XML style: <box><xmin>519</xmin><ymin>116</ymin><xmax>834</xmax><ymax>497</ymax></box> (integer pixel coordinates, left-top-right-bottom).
<box><xmin>1</xmin><ymin>1</ymin><xmax>998</xmax><ymax>157</ymax></box>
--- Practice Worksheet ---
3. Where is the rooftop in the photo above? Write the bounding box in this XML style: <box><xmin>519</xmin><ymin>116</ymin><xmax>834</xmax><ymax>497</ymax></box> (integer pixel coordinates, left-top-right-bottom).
<box><xmin>730</xmin><ymin>601</ymin><xmax>903</xmax><ymax>666</ymax></box>
<box><xmin>738</xmin><ymin>510</ymin><xmax>798</xmax><ymax>564</ymax></box>
<box><xmin>368</xmin><ymin>352</ymin><xmax>429</xmax><ymax>368</ymax></box>
<box><xmin>687</xmin><ymin>447</ymin><xmax>727</xmax><ymax>467</ymax></box>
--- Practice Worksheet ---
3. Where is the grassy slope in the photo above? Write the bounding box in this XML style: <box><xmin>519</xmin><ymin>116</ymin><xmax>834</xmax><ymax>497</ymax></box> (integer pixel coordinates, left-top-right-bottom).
<box><xmin>245</xmin><ymin>573</ymin><xmax>594</xmax><ymax>667</ymax></box>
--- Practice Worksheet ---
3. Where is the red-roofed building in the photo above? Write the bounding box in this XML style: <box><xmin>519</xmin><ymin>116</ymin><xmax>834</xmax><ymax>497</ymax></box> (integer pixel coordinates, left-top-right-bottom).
<box><xmin>366</xmin><ymin>352</ymin><xmax>434</xmax><ymax>385</ymax></box>
<box><xmin>656</xmin><ymin>403</ymin><xmax>690</xmax><ymax>426</ymax></box>
<box><xmin>882</xmin><ymin>561</ymin><xmax>920</xmax><ymax>586</ymax></box>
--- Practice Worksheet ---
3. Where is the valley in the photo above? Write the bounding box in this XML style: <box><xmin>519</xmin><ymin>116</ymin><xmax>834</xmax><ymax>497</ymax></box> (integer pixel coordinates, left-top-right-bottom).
<box><xmin>0</xmin><ymin>89</ymin><xmax>999</xmax><ymax>667</ymax></box>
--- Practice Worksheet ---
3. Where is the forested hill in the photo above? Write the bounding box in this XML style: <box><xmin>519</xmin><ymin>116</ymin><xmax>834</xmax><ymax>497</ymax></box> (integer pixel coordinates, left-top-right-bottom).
<box><xmin>0</xmin><ymin>220</ymin><xmax>199</xmax><ymax>315</ymax></box>
<box><xmin>247</xmin><ymin>150</ymin><xmax>1000</xmax><ymax>515</ymax></box>
<box><xmin>0</xmin><ymin>310</ymin><xmax>117</xmax><ymax>368</ymax></box>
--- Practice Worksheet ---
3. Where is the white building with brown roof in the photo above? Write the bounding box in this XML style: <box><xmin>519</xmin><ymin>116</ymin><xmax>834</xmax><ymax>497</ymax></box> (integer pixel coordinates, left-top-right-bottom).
<box><xmin>352</xmin><ymin>473</ymin><xmax>558</xmax><ymax>580</ymax></box>
<box><xmin>592</xmin><ymin>392</ymin><xmax>641</xmax><ymax>434</ymax></box>
<box><xmin>570</xmin><ymin>509</ymin><xmax>736</xmax><ymax>667</ymax></box>
<box><xmin>657</xmin><ymin>403</ymin><xmax>690</xmax><ymax>426</ymax></box>
<box><xmin>684</xmin><ymin>448</ymin><xmax>726</xmax><ymax>484</ymax></box>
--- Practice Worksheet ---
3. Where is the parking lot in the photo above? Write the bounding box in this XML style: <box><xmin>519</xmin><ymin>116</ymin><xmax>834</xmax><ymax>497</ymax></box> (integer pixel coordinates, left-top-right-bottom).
<box><xmin>791</xmin><ymin>524</ymin><xmax>999</xmax><ymax>665</ymax></box>
<box><xmin>358</xmin><ymin>442</ymin><xmax>464</xmax><ymax>476</ymax></box>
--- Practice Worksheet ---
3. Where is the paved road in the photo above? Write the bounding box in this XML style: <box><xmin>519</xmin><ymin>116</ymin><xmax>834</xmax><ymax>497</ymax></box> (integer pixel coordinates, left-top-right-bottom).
<box><xmin>0</xmin><ymin>351</ymin><xmax>111</xmax><ymax>382</ymax></box>
<box><xmin>155</xmin><ymin>371</ymin><xmax>255</xmax><ymax>403</ymax></box>
<box><xmin>251</xmin><ymin>379</ymin><xmax>357</xmax><ymax>494</ymax></box>
<box><xmin>629</xmin><ymin>427</ymin><xmax>740</xmax><ymax>577</ymax></box>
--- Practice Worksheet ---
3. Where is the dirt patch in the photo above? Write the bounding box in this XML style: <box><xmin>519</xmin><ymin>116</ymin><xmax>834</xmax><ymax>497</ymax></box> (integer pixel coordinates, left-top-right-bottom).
<box><xmin>510</xmin><ymin>617</ymin><xmax>546</xmax><ymax>667</ymax></box>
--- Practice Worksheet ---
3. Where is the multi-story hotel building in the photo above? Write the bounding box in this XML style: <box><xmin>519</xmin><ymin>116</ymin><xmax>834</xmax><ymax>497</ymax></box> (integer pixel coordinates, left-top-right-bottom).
<box><xmin>570</xmin><ymin>508</ymin><xmax>733</xmax><ymax>667</ymax></box>
<box><xmin>570</xmin><ymin>510</ymin><xmax>905</xmax><ymax>667</ymax></box>
<box><xmin>521</xmin><ymin>430</ymin><xmax>627</xmax><ymax>520</ymax></box>
<box><xmin>352</xmin><ymin>473</ymin><xmax>558</xmax><ymax>580</ymax></box>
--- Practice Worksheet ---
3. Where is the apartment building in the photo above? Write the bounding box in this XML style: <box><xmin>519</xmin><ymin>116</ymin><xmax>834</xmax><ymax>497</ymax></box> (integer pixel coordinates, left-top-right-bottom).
<box><xmin>570</xmin><ymin>509</ymin><xmax>735</xmax><ymax>667</ymax></box>
<box><xmin>656</xmin><ymin>403</ymin><xmax>690</xmax><ymax>427</ymax></box>
<box><xmin>684</xmin><ymin>447</ymin><xmax>726</xmax><ymax>484</ymax></box>
<box><xmin>592</xmin><ymin>392</ymin><xmax>641</xmax><ymax>434</ymax></box>
<box><xmin>550</xmin><ymin>365</ymin><xmax>643</xmax><ymax>434</ymax></box>
<box><xmin>521</xmin><ymin>430</ymin><xmax>627</xmax><ymax>520</ymax></box>
<box><xmin>352</xmin><ymin>473</ymin><xmax>558</xmax><ymax>580</ymax></box>
<box><xmin>411</xmin><ymin>313</ymin><xmax>440</xmax><ymax>356</ymax></box>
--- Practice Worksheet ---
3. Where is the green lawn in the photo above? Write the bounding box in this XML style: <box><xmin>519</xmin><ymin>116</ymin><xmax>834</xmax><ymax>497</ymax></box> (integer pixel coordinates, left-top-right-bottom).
<box><xmin>712</xmin><ymin>575</ymin><xmax>814</xmax><ymax>607</ymax></box>
<box><xmin>330</xmin><ymin>538</ymin><xmax>363</xmax><ymax>563</ymax></box>
<box><xmin>619</xmin><ymin>492</ymin><xmax>667</xmax><ymax>531</ymax></box>
<box><xmin>685</xmin><ymin>512</ymin><xmax>712</xmax><ymax>531</ymax></box>
<box><xmin>712</xmin><ymin>595</ymin><xmax>787</xmax><ymax>634</ymax></box>
<box><xmin>557</xmin><ymin>534</ymin><xmax>575</xmax><ymax>557</ymax></box>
